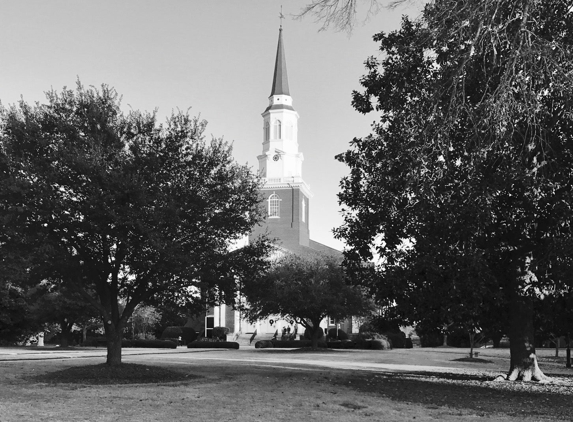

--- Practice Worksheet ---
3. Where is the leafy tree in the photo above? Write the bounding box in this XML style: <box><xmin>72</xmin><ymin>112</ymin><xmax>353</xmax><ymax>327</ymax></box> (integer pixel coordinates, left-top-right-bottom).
<box><xmin>0</xmin><ymin>281</ymin><xmax>39</xmax><ymax>344</ymax></box>
<box><xmin>127</xmin><ymin>304</ymin><xmax>161</xmax><ymax>340</ymax></box>
<box><xmin>28</xmin><ymin>284</ymin><xmax>101</xmax><ymax>347</ymax></box>
<box><xmin>0</xmin><ymin>82</ymin><xmax>271</xmax><ymax>365</ymax></box>
<box><xmin>240</xmin><ymin>253</ymin><xmax>372</xmax><ymax>349</ymax></box>
<box><xmin>336</xmin><ymin>1</ymin><xmax>573</xmax><ymax>381</ymax></box>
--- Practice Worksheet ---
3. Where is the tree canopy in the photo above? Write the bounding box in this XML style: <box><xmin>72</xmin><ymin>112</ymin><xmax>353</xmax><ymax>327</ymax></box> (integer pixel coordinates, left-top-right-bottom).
<box><xmin>0</xmin><ymin>82</ymin><xmax>271</xmax><ymax>364</ymax></box>
<box><xmin>336</xmin><ymin>0</ymin><xmax>573</xmax><ymax>381</ymax></box>
<box><xmin>240</xmin><ymin>252</ymin><xmax>372</xmax><ymax>348</ymax></box>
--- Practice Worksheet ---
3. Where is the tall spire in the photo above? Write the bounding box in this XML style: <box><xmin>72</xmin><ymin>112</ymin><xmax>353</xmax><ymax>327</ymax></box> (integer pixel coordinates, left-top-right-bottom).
<box><xmin>270</xmin><ymin>28</ymin><xmax>290</xmax><ymax>97</ymax></box>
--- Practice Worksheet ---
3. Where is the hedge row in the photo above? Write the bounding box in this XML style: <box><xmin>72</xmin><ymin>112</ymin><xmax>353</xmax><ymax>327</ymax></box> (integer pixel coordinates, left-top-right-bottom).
<box><xmin>187</xmin><ymin>341</ymin><xmax>239</xmax><ymax>349</ymax></box>
<box><xmin>160</xmin><ymin>326</ymin><xmax>198</xmax><ymax>344</ymax></box>
<box><xmin>83</xmin><ymin>337</ymin><xmax>177</xmax><ymax>348</ymax></box>
<box><xmin>123</xmin><ymin>339</ymin><xmax>177</xmax><ymax>348</ymax></box>
<box><xmin>327</xmin><ymin>340</ymin><xmax>391</xmax><ymax>350</ymax></box>
<box><xmin>256</xmin><ymin>340</ymin><xmax>328</xmax><ymax>349</ymax></box>
<box><xmin>254</xmin><ymin>339</ymin><xmax>391</xmax><ymax>350</ymax></box>
<box><xmin>384</xmin><ymin>333</ymin><xmax>414</xmax><ymax>349</ymax></box>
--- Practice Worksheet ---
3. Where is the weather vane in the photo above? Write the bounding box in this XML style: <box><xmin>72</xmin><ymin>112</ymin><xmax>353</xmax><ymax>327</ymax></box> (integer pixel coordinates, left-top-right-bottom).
<box><xmin>279</xmin><ymin>5</ymin><xmax>285</xmax><ymax>28</ymax></box>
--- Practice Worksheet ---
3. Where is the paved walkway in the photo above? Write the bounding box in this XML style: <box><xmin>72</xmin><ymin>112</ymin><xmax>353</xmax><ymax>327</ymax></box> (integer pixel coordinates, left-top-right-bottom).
<box><xmin>0</xmin><ymin>346</ymin><xmax>210</xmax><ymax>361</ymax></box>
<box><xmin>2</xmin><ymin>346</ymin><xmax>572</xmax><ymax>377</ymax></box>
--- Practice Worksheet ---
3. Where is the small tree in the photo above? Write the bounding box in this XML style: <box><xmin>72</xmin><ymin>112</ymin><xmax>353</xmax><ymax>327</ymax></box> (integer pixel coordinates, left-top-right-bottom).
<box><xmin>241</xmin><ymin>253</ymin><xmax>372</xmax><ymax>349</ymax></box>
<box><xmin>128</xmin><ymin>305</ymin><xmax>161</xmax><ymax>339</ymax></box>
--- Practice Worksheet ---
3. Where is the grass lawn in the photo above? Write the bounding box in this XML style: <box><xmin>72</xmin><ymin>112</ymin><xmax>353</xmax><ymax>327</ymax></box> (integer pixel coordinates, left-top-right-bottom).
<box><xmin>0</xmin><ymin>347</ymin><xmax>572</xmax><ymax>421</ymax></box>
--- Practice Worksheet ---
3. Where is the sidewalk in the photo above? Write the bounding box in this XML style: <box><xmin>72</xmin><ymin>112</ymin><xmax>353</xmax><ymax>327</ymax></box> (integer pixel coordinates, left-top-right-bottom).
<box><xmin>0</xmin><ymin>346</ymin><xmax>215</xmax><ymax>362</ymax></box>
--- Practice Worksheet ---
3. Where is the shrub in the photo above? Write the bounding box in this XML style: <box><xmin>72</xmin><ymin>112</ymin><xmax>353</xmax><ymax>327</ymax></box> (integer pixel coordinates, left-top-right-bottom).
<box><xmin>180</xmin><ymin>327</ymin><xmax>197</xmax><ymax>344</ymax></box>
<box><xmin>352</xmin><ymin>332</ymin><xmax>386</xmax><ymax>341</ymax></box>
<box><xmin>327</xmin><ymin>328</ymin><xmax>349</xmax><ymax>341</ymax></box>
<box><xmin>418</xmin><ymin>332</ymin><xmax>444</xmax><ymax>347</ymax></box>
<box><xmin>126</xmin><ymin>339</ymin><xmax>177</xmax><ymax>349</ymax></box>
<box><xmin>499</xmin><ymin>336</ymin><xmax>510</xmax><ymax>348</ymax></box>
<box><xmin>371</xmin><ymin>339</ymin><xmax>390</xmax><ymax>350</ymax></box>
<box><xmin>271</xmin><ymin>340</ymin><xmax>327</xmax><ymax>348</ymax></box>
<box><xmin>327</xmin><ymin>340</ymin><xmax>355</xmax><ymax>349</ymax></box>
<box><xmin>358</xmin><ymin>322</ymin><xmax>376</xmax><ymax>334</ymax></box>
<box><xmin>303</xmin><ymin>329</ymin><xmax>324</xmax><ymax>340</ymax></box>
<box><xmin>385</xmin><ymin>332</ymin><xmax>406</xmax><ymax>348</ymax></box>
<box><xmin>83</xmin><ymin>336</ymin><xmax>107</xmax><ymax>347</ymax></box>
<box><xmin>160</xmin><ymin>326</ymin><xmax>183</xmax><ymax>340</ymax></box>
<box><xmin>255</xmin><ymin>340</ymin><xmax>274</xmax><ymax>348</ymax></box>
<box><xmin>187</xmin><ymin>341</ymin><xmax>239</xmax><ymax>349</ymax></box>
<box><xmin>212</xmin><ymin>326</ymin><xmax>230</xmax><ymax>340</ymax></box>
<box><xmin>363</xmin><ymin>317</ymin><xmax>402</xmax><ymax>334</ymax></box>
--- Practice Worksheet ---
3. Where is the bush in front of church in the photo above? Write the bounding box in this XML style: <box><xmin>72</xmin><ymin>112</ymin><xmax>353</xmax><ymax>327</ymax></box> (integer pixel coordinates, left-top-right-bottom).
<box><xmin>123</xmin><ymin>339</ymin><xmax>178</xmax><ymax>349</ymax></box>
<box><xmin>160</xmin><ymin>326</ymin><xmax>182</xmax><ymax>340</ymax></box>
<box><xmin>327</xmin><ymin>328</ymin><xmax>349</xmax><ymax>341</ymax></box>
<box><xmin>212</xmin><ymin>326</ymin><xmax>230</xmax><ymax>340</ymax></box>
<box><xmin>180</xmin><ymin>327</ymin><xmax>197</xmax><ymax>344</ymax></box>
<box><xmin>188</xmin><ymin>341</ymin><xmax>239</xmax><ymax>349</ymax></box>
<box><xmin>255</xmin><ymin>340</ymin><xmax>274</xmax><ymax>348</ymax></box>
<box><xmin>271</xmin><ymin>340</ymin><xmax>327</xmax><ymax>348</ymax></box>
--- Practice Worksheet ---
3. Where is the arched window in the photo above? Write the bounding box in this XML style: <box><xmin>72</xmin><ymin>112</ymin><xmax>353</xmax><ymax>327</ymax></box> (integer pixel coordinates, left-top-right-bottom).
<box><xmin>302</xmin><ymin>198</ymin><xmax>306</xmax><ymax>223</ymax></box>
<box><xmin>273</xmin><ymin>120</ymin><xmax>282</xmax><ymax>139</ymax></box>
<box><xmin>264</xmin><ymin>121</ymin><xmax>270</xmax><ymax>141</ymax></box>
<box><xmin>268</xmin><ymin>193</ymin><xmax>281</xmax><ymax>218</ymax></box>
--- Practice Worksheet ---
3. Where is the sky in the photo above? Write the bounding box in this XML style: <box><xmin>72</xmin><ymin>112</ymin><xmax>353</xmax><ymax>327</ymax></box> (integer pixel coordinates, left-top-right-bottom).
<box><xmin>0</xmin><ymin>0</ymin><xmax>422</xmax><ymax>250</ymax></box>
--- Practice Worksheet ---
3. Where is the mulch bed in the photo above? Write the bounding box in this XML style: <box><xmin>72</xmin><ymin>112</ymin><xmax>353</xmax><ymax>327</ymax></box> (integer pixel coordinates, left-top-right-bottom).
<box><xmin>335</xmin><ymin>370</ymin><xmax>573</xmax><ymax>420</ymax></box>
<box><xmin>29</xmin><ymin>363</ymin><xmax>199</xmax><ymax>385</ymax></box>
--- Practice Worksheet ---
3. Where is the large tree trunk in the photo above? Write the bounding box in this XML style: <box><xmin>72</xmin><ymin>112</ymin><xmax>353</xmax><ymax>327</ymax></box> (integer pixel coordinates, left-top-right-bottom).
<box><xmin>506</xmin><ymin>294</ymin><xmax>550</xmax><ymax>382</ymax></box>
<box><xmin>311</xmin><ymin>328</ymin><xmax>321</xmax><ymax>349</ymax></box>
<box><xmin>308</xmin><ymin>319</ymin><xmax>322</xmax><ymax>349</ymax></box>
<box><xmin>104</xmin><ymin>321</ymin><xmax>123</xmax><ymax>366</ymax></box>
<box><xmin>59</xmin><ymin>319</ymin><xmax>71</xmax><ymax>348</ymax></box>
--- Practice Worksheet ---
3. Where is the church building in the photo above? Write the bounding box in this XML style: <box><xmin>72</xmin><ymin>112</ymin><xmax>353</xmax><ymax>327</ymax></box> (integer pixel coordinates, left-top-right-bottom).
<box><xmin>204</xmin><ymin>27</ymin><xmax>352</xmax><ymax>340</ymax></box>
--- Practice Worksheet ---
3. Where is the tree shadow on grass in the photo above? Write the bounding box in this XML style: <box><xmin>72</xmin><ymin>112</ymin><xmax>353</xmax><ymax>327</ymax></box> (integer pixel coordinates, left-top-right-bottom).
<box><xmin>336</xmin><ymin>369</ymin><xmax>573</xmax><ymax>420</ymax></box>
<box><xmin>452</xmin><ymin>357</ymin><xmax>494</xmax><ymax>363</ymax></box>
<box><xmin>28</xmin><ymin>363</ymin><xmax>201</xmax><ymax>385</ymax></box>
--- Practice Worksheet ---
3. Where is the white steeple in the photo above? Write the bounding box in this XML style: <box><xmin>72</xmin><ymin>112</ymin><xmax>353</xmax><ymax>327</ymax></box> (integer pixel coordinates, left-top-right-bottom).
<box><xmin>258</xmin><ymin>28</ymin><xmax>311</xmax><ymax>198</ymax></box>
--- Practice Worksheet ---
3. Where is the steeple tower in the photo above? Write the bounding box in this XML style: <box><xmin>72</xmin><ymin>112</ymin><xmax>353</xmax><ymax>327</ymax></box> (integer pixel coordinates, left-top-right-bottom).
<box><xmin>252</xmin><ymin>27</ymin><xmax>313</xmax><ymax>249</ymax></box>
<box><xmin>270</xmin><ymin>28</ymin><xmax>290</xmax><ymax>97</ymax></box>
<box><xmin>258</xmin><ymin>28</ymin><xmax>308</xmax><ymax>188</ymax></box>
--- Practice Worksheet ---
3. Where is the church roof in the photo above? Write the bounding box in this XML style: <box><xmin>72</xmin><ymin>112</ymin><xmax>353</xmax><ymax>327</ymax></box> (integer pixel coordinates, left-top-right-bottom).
<box><xmin>263</xmin><ymin>103</ymin><xmax>295</xmax><ymax>113</ymax></box>
<box><xmin>270</xmin><ymin>28</ymin><xmax>290</xmax><ymax>97</ymax></box>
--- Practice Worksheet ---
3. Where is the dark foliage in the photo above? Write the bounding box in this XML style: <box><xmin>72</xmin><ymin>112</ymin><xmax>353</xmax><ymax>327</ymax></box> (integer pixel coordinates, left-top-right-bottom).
<box><xmin>160</xmin><ymin>326</ymin><xmax>183</xmax><ymax>340</ymax></box>
<box><xmin>0</xmin><ymin>82</ymin><xmax>271</xmax><ymax>365</ymax></box>
<box><xmin>335</xmin><ymin>0</ymin><xmax>573</xmax><ymax>380</ymax></box>
<box><xmin>327</xmin><ymin>328</ymin><xmax>349</xmax><ymax>341</ymax></box>
<box><xmin>241</xmin><ymin>253</ymin><xmax>371</xmax><ymax>349</ymax></box>
<box><xmin>271</xmin><ymin>340</ymin><xmax>327</xmax><ymax>348</ymax></box>
<box><xmin>255</xmin><ymin>340</ymin><xmax>275</xmax><ymax>348</ymax></box>
<box><xmin>30</xmin><ymin>363</ymin><xmax>195</xmax><ymax>384</ymax></box>
<box><xmin>0</xmin><ymin>284</ymin><xmax>38</xmax><ymax>344</ymax></box>
<box><xmin>181</xmin><ymin>327</ymin><xmax>197</xmax><ymax>344</ymax></box>
<box><xmin>187</xmin><ymin>341</ymin><xmax>239</xmax><ymax>349</ymax></box>
<box><xmin>303</xmin><ymin>328</ymin><xmax>324</xmax><ymax>341</ymax></box>
<box><xmin>212</xmin><ymin>326</ymin><xmax>230</xmax><ymax>340</ymax></box>
<box><xmin>83</xmin><ymin>337</ymin><xmax>176</xmax><ymax>348</ymax></box>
